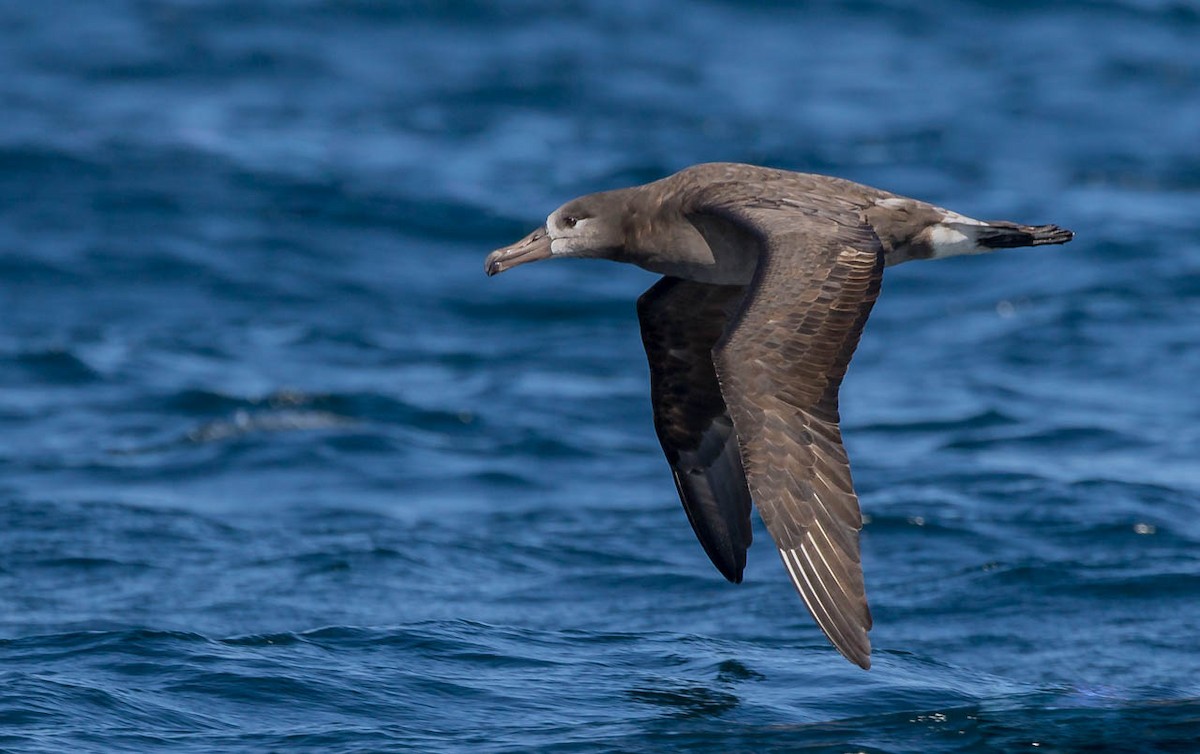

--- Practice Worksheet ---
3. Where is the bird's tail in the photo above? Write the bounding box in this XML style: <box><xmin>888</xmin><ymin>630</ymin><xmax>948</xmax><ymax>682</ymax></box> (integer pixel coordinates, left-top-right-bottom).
<box><xmin>972</xmin><ymin>221</ymin><xmax>1074</xmax><ymax>249</ymax></box>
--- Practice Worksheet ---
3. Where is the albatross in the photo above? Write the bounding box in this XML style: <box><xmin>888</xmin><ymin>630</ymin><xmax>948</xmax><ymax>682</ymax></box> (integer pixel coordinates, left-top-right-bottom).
<box><xmin>484</xmin><ymin>162</ymin><xmax>1073</xmax><ymax>668</ymax></box>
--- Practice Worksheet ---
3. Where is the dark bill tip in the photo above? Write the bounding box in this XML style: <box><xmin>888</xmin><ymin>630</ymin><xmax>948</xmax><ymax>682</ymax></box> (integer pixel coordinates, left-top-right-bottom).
<box><xmin>485</xmin><ymin>226</ymin><xmax>551</xmax><ymax>277</ymax></box>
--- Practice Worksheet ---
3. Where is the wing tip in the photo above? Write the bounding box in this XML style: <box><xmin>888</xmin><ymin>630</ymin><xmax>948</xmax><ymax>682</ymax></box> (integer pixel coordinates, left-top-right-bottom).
<box><xmin>840</xmin><ymin>641</ymin><xmax>872</xmax><ymax>670</ymax></box>
<box><xmin>715</xmin><ymin>557</ymin><xmax>745</xmax><ymax>584</ymax></box>
<box><xmin>778</xmin><ymin>546</ymin><xmax>873</xmax><ymax>670</ymax></box>
<box><xmin>829</xmin><ymin>624</ymin><xmax>872</xmax><ymax>669</ymax></box>
<box><xmin>671</xmin><ymin>469</ymin><xmax>751</xmax><ymax>585</ymax></box>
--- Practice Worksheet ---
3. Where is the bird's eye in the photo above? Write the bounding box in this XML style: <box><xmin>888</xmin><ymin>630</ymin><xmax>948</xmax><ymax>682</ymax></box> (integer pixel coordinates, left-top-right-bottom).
<box><xmin>562</xmin><ymin>215</ymin><xmax>578</xmax><ymax>228</ymax></box>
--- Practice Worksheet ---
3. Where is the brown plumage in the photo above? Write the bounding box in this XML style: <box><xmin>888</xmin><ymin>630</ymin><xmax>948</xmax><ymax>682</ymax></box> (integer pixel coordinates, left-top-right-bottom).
<box><xmin>638</xmin><ymin>277</ymin><xmax>751</xmax><ymax>585</ymax></box>
<box><xmin>485</xmin><ymin>162</ymin><xmax>1074</xmax><ymax>668</ymax></box>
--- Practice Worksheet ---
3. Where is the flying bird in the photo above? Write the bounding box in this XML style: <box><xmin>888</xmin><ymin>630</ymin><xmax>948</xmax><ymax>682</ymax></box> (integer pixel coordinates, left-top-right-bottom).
<box><xmin>484</xmin><ymin>162</ymin><xmax>1073</xmax><ymax>668</ymax></box>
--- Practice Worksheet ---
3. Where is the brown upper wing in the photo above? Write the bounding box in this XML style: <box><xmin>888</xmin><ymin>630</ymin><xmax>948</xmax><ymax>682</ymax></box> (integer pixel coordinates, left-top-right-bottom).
<box><xmin>700</xmin><ymin>205</ymin><xmax>884</xmax><ymax>669</ymax></box>
<box><xmin>637</xmin><ymin>277</ymin><xmax>754</xmax><ymax>583</ymax></box>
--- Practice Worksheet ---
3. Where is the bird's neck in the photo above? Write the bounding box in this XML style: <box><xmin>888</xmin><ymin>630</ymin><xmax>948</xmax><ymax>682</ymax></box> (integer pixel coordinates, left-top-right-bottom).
<box><xmin>622</xmin><ymin>190</ymin><xmax>758</xmax><ymax>285</ymax></box>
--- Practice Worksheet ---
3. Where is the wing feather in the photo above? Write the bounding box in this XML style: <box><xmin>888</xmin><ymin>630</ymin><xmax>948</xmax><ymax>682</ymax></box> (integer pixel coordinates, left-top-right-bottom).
<box><xmin>694</xmin><ymin>201</ymin><xmax>883</xmax><ymax>668</ymax></box>
<box><xmin>637</xmin><ymin>277</ymin><xmax>753</xmax><ymax>583</ymax></box>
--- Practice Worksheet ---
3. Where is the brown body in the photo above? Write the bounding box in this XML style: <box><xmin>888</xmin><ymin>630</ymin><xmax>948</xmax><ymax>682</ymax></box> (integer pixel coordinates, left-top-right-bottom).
<box><xmin>485</xmin><ymin>163</ymin><xmax>1073</xmax><ymax>668</ymax></box>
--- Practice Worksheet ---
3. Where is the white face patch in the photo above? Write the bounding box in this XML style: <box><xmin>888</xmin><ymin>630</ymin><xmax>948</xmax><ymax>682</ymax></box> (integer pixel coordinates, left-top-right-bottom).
<box><xmin>547</xmin><ymin>211</ymin><xmax>590</xmax><ymax>255</ymax></box>
<box><xmin>546</xmin><ymin>212</ymin><xmax>564</xmax><ymax>255</ymax></box>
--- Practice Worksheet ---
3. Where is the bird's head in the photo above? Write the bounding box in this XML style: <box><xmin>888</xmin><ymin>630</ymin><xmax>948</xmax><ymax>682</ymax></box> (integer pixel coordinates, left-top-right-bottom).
<box><xmin>485</xmin><ymin>192</ymin><xmax>628</xmax><ymax>276</ymax></box>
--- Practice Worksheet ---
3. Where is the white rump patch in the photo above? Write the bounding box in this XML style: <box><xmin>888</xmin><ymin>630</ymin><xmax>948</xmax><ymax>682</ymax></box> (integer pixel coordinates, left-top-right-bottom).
<box><xmin>929</xmin><ymin>224</ymin><xmax>982</xmax><ymax>259</ymax></box>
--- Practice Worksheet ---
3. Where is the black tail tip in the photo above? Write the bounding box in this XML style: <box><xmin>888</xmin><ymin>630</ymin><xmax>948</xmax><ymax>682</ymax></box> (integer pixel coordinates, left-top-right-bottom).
<box><xmin>977</xmin><ymin>222</ymin><xmax>1075</xmax><ymax>250</ymax></box>
<box><xmin>1027</xmin><ymin>224</ymin><xmax>1075</xmax><ymax>246</ymax></box>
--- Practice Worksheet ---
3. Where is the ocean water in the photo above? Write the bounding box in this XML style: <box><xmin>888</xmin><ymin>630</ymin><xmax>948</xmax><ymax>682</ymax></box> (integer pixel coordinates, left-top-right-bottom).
<box><xmin>2</xmin><ymin>0</ymin><xmax>1199</xmax><ymax>751</ymax></box>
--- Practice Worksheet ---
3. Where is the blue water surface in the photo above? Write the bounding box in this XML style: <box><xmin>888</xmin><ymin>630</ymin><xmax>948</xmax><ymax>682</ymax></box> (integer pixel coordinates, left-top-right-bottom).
<box><xmin>2</xmin><ymin>1</ymin><xmax>1199</xmax><ymax>752</ymax></box>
